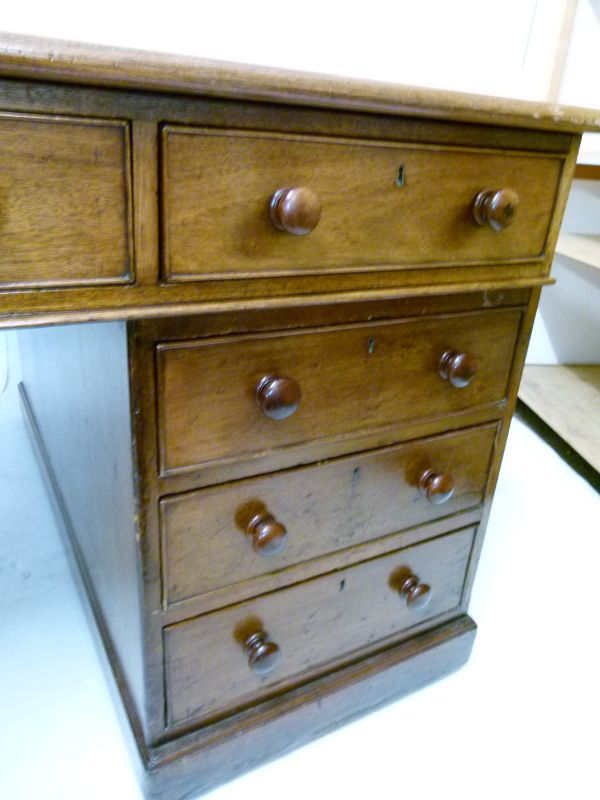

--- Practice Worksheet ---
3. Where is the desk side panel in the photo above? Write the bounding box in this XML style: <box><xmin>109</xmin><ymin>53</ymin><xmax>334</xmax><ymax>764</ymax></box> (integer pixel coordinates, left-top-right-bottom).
<box><xmin>17</xmin><ymin>321</ymin><xmax>147</xmax><ymax>737</ymax></box>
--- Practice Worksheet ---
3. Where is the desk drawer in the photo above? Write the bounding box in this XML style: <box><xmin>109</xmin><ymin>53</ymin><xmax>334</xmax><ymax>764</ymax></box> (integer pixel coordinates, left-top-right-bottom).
<box><xmin>160</xmin><ymin>425</ymin><xmax>495</xmax><ymax>606</ymax></box>
<box><xmin>164</xmin><ymin>526</ymin><xmax>474</xmax><ymax>727</ymax></box>
<box><xmin>157</xmin><ymin>308</ymin><xmax>520</xmax><ymax>476</ymax></box>
<box><xmin>161</xmin><ymin>126</ymin><xmax>561</xmax><ymax>281</ymax></box>
<box><xmin>0</xmin><ymin>113</ymin><xmax>132</xmax><ymax>289</ymax></box>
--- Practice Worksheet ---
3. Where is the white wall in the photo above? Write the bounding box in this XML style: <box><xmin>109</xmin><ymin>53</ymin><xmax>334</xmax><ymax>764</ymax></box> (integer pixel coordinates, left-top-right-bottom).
<box><xmin>527</xmin><ymin>179</ymin><xmax>600</xmax><ymax>365</ymax></box>
<box><xmin>0</xmin><ymin>0</ymin><xmax>572</xmax><ymax>99</ymax></box>
<box><xmin>559</xmin><ymin>0</ymin><xmax>600</xmax><ymax>163</ymax></box>
<box><xmin>526</xmin><ymin>0</ymin><xmax>600</xmax><ymax>365</ymax></box>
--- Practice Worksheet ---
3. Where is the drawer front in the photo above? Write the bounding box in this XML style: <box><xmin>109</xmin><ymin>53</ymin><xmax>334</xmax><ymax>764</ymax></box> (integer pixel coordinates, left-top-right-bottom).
<box><xmin>157</xmin><ymin>309</ymin><xmax>521</xmax><ymax>475</ymax></box>
<box><xmin>165</xmin><ymin>527</ymin><xmax>475</xmax><ymax>727</ymax></box>
<box><xmin>161</xmin><ymin>126</ymin><xmax>561</xmax><ymax>280</ymax></box>
<box><xmin>0</xmin><ymin>113</ymin><xmax>131</xmax><ymax>288</ymax></box>
<box><xmin>161</xmin><ymin>425</ymin><xmax>495</xmax><ymax>606</ymax></box>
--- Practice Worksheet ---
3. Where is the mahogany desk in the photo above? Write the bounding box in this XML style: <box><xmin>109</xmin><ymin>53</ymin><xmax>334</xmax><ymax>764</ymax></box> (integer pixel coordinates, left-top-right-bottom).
<box><xmin>2</xmin><ymin>33</ymin><xmax>599</xmax><ymax>799</ymax></box>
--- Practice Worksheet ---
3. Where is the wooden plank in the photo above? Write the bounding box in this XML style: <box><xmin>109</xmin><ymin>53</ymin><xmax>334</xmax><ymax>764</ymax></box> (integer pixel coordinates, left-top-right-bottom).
<box><xmin>555</xmin><ymin>233</ymin><xmax>600</xmax><ymax>270</ymax></box>
<box><xmin>0</xmin><ymin>273</ymin><xmax>553</xmax><ymax>330</ymax></box>
<box><xmin>575</xmin><ymin>164</ymin><xmax>600</xmax><ymax>180</ymax></box>
<box><xmin>519</xmin><ymin>365</ymin><xmax>600</xmax><ymax>472</ymax></box>
<box><xmin>131</xmin><ymin>120</ymin><xmax>160</xmax><ymax>285</ymax></box>
<box><xmin>0</xmin><ymin>78</ymin><xmax>576</xmax><ymax>155</ymax></box>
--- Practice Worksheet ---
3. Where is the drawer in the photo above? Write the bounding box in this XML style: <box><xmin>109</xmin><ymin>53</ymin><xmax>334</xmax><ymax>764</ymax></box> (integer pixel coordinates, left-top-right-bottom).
<box><xmin>164</xmin><ymin>526</ymin><xmax>475</xmax><ymax>727</ymax></box>
<box><xmin>161</xmin><ymin>425</ymin><xmax>495</xmax><ymax>606</ymax></box>
<box><xmin>157</xmin><ymin>308</ymin><xmax>521</xmax><ymax>476</ymax></box>
<box><xmin>0</xmin><ymin>113</ymin><xmax>132</xmax><ymax>288</ymax></box>
<box><xmin>161</xmin><ymin>126</ymin><xmax>561</xmax><ymax>281</ymax></box>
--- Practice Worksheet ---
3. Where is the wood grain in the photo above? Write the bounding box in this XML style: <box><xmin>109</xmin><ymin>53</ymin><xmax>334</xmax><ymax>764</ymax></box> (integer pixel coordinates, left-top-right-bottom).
<box><xmin>0</xmin><ymin>272</ymin><xmax>550</xmax><ymax>330</ymax></box>
<box><xmin>519</xmin><ymin>365</ymin><xmax>600</xmax><ymax>472</ymax></box>
<box><xmin>162</xmin><ymin>127</ymin><xmax>561</xmax><ymax>279</ymax></box>
<box><xmin>131</xmin><ymin>119</ymin><xmax>160</xmax><ymax>286</ymax></box>
<box><xmin>7</xmin><ymin>33</ymin><xmax>593</xmax><ymax>800</ymax></box>
<box><xmin>2</xmin><ymin>33</ymin><xmax>600</xmax><ymax>133</ymax></box>
<box><xmin>164</xmin><ymin>527</ymin><xmax>475</xmax><ymax>727</ymax></box>
<box><xmin>0</xmin><ymin>112</ymin><xmax>132</xmax><ymax>288</ymax></box>
<box><xmin>458</xmin><ymin>287</ymin><xmax>544</xmax><ymax>613</ymax></box>
<box><xmin>140</xmin><ymin>288</ymin><xmax>530</xmax><ymax>343</ymax></box>
<box><xmin>555</xmin><ymin>233</ymin><xmax>600</xmax><ymax>271</ymax></box>
<box><xmin>574</xmin><ymin>164</ymin><xmax>600</xmax><ymax>180</ymax></box>
<box><xmin>162</xmin><ymin>512</ymin><xmax>483</xmax><ymax>625</ymax></box>
<box><xmin>160</xmin><ymin>424</ymin><xmax>495</xmax><ymax>606</ymax></box>
<box><xmin>147</xmin><ymin>617</ymin><xmax>476</xmax><ymax>797</ymax></box>
<box><xmin>17</xmin><ymin>322</ymin><xmax>146</xmax><ymax>733</ymax></box>
<box><xmin>157</xmin><ymin>308</ymin><xmax>522</xmax><ymax>476</ymax></box>
<box><xmin>0</xmin><ymin>78</ymin><xmax>576</xmax><ymax>155</ymax></box>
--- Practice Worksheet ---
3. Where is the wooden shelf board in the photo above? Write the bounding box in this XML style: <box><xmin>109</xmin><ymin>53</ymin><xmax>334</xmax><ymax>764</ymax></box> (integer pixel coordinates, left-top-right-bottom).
<box><xmin>574</xmin><ymin>164</ymin><xmax>600</xmax><ymax>180</ymax></box>
<box><xmin>555</xmin><ymin>233</ymin><xmax>600</xmax><ymax>271</ymax></box>
<box><xmin>519</xmin><ymin>365</ymin><xmax>600</xmax><ymax>473</ymax></box>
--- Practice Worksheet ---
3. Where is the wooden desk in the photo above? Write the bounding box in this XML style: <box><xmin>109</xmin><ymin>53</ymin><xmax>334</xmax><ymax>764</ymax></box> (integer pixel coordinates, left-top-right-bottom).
<box><xmin>3</xmin><ymin>33</ymin><xmax>599</xmax><ymax>799</ymax></box>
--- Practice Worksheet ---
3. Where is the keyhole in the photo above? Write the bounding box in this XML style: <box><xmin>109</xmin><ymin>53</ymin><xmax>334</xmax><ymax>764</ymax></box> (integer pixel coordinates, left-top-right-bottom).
<box><xmin>395</xmin><ymin>165</ymin><xmax>405</xmax><ymax>188</ymax></box>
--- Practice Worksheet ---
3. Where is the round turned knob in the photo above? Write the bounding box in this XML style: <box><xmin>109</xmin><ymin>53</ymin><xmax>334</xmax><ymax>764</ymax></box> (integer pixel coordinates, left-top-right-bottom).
<box><xmin>247</xmin><ymin>512</ymin><xmax>288</xmax><ymax>556</ymax></box>
<box><xmin>245</xmin><ymin>631</ymin><xmax>281</xmax><ymax>675</ymax></box>
<box><xmin>419</xmin><ymin>469</ymin><xmax>455</xmax><ymax>505</ymax></box>
<box><xmin>438</xmin><ymin>350</ymin><xmax>478</xmax><ymax>388</ymax></box>
<box><xmin>255</xmin><ymin>375</ymin><xmax>301</xmax><ymax>420</ymax></box>
<box><xmin>399</xmin><ymin>574</ymin><xmax>432</xmax><ymax>609</ymax></box>
<box><xmin>269</xmin><ymin>187</ymin><xmax>322</xmax><ymax>235</ymax></box>
<box><xmin>472</xmin><ymin>187</ymin><xmax>519</xmax><ymax>231</ymax></box>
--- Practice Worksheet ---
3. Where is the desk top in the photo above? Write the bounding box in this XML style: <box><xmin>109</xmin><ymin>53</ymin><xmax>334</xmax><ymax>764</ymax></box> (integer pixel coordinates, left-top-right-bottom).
<box><xmin>1</xmin><ymin>32</ymin><xmax>600</xmax><ymax>133</ymax></box>
<box><xmin>0</xmin><ymin>32</ymin><xmax>598</xmax><ymax>329</ymax></box>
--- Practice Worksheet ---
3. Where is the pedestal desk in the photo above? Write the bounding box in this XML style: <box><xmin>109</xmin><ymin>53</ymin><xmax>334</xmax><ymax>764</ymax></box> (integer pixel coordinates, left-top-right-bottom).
<box><xmin>2</xmin><ymin>33</ymin><xmax>598</xmax><ymax>800</ymax></box>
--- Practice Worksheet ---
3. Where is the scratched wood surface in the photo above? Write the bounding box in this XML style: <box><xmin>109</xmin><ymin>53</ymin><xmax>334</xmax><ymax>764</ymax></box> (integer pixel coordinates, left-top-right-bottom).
<box><xmin>161</xmin><ymin>425</ymin><xmax>495</xmax><ymax>606</ymax></box>
<box><xmin>164</xmin><ymin>527</ymin><xmax>475</xmax><ymax>727</ymax></box>
<box><xmin>2</xmin><ymin>32</ymin><xmax>600</xmax><ymax>133</ymax></box>
<box><xmin>157</xmin><ymin>308</ymin><xmax>521</xmax><ymax>476</ymax></box>
<box><xmin>162</xmin><ymin>126</ymin><xmax>562</xmax><ymax>279</ymax></box>
<box><xmin>0</xmin><ymin>113</ymin><xmax>132</xmax><ymax>288</ymax></box>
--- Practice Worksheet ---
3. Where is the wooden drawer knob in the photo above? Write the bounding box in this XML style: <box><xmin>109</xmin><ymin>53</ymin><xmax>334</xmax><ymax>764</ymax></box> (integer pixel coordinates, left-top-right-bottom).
<box><xmin>245</xmin><ymin>631</ymin><xmax>281</xmax><ymax>675</ymax></box>
<box><xmin>472</xmin><ymin>188</ymin><xmax>519</xmax><ymax>231</ymax></box>
<box><xmin>269</xmin><ymin>187</ymin><xmax>322</xmax><ymax>235</ymax></box>
<box><xmin>438</xmin><ymin>350</ymin><xmax>478</xmax><ymax>388</ymax></box>
<box><xmin>255</xmin><ymin>375</ymin><xmax>301</xmax><ymax>420</ymax></box>
<box><xmin>399</xmin><ymin>573</ymin><xmax>431</xmax><ymax>609</ymax></box>
<box><xmin>247</xmin><ymin>512</ymin><xmax>288</xmax><ymax>556</ymax></box>
<box><xmin>419</xmin><ymin>469</ymin><xmax>455</xmax><ymax>505</ymax></box>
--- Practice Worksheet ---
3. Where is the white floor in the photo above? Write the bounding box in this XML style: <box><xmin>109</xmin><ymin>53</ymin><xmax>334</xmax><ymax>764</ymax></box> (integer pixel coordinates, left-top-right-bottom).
<box><xmin>1</xmin><ymin>363</ymin><xmax>599</xmax><ymax>800</ymax></box>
